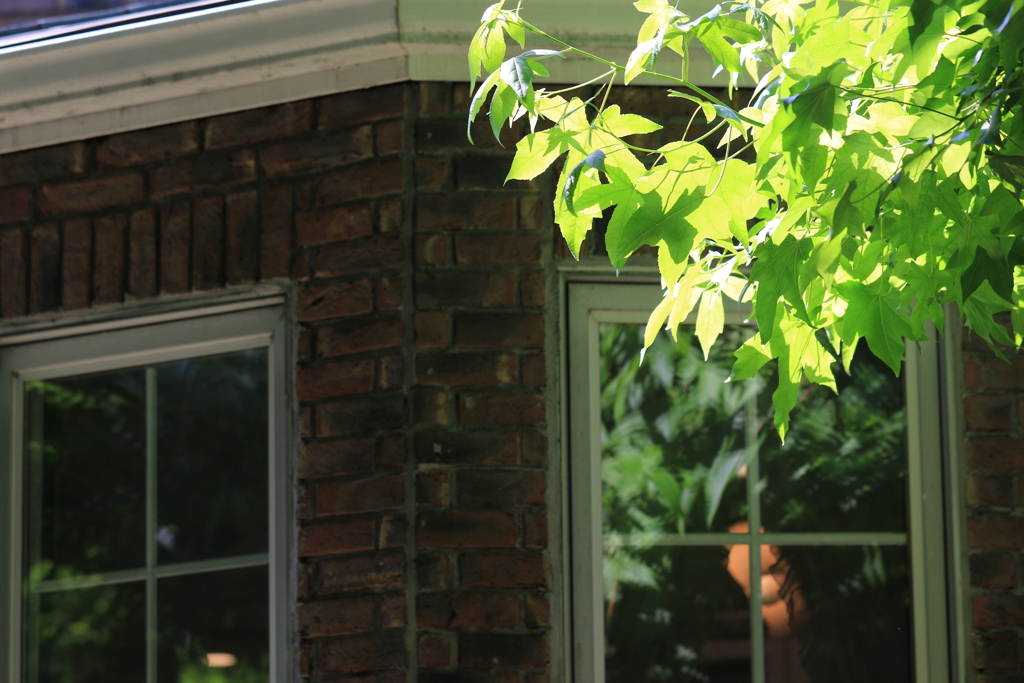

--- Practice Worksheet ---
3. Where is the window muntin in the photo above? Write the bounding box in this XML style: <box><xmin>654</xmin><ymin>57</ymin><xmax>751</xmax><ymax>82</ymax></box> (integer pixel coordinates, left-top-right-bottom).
<box><xmin>0</xmin><ymin>303</ymin><xmax>289</xmax><ymax>683</ymax></box>
<box><xmin>568</xmin><ymin>283</ymin><xmax>950</xmax><ymax>683</ymax></box>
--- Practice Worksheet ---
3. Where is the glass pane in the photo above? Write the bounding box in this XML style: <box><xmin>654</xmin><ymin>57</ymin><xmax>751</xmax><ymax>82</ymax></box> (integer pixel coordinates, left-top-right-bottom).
<box><xmin>157</xmin><ymin>349</ymin><xmax>268</xmax><ymax>564</ymax></box>
<box><xmin>762</xmin><ymin>545</ymin><xmax>911</xmax><ymax>683</ymax></box>
<box><xmin>24</xmin><ymin>371</ymin><xmax>146</xmax><ymax>577</ymax></box>
<box><xmin>600</xmin><ymin>324</ymin><xmax>757</xmax><ymax>535</ymax></box>
<box><xmin>760</xmin><ymin>344</ymin><xmax>908</xmax><ymax>533</ymax></box>
<box><xmin>605</xmin><ymin>545</ymin><xmax>751</xmax><ymax>683</ymax></box>
<box><xmin>28</xmin><ymin>581</ymin><xmax>146</xmax><ymax>683</ymax></box>
<box><xmin>157</xmin><ymin>566</ymin><xmax>269</xmax><ymax>683</ymax></box>
<box><xmin>0</xmin><ymin>1</ymin><xmax>244</xmax><ymax>37</ymax></box>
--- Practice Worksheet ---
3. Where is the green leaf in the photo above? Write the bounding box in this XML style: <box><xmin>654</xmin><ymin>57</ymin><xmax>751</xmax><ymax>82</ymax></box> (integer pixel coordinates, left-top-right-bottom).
<box><xmin>750</xmin><ymin>235</ymin><xmax>813</xmax><ymax>343</ymax></box>
<box><xmin>483</xmin><ymin>24</ymin><xmax>507</xmax><ymax>73</ymax></box>
<box><xmin>704</xmin><ymin>447</ymin><xmax>745</xmax><ymax>528</ymax></box>
<box><xmin>836</xmin><ymin>281</ymin><xmax>911</xmax><ymax>374</ymax></box>
<box><xmin>696</xmin><ymin>290</ymin><xmax>725</xmax><ymax>359</ymax></box>
<box><xmin>500</xmin><ymin>55</ymin><xmax>535</xmax><ymax>110</ymax></box>
<box><xmin>507</xmin><ymin>127</ymin><xmax>581</xmax><ymax>181</ymax></box>
<box><xmin>489</xmin><ymin>82</ymin><xmax>518</xmax><ymax>142</ymax></box>
<box><xmin>961</xmin><ymin>246</ymin><xmax>1013</xmax><ymax>303</ymax></box>
<box><xmin>467</xmin><ymin>70</ymin><xmax>501</xmax><ymax>143</ymax></box>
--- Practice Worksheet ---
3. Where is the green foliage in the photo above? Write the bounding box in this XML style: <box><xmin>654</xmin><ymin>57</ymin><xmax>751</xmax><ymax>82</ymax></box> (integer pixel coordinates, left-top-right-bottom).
<box><xmin>468</xmin><ymin>0</ymin><xmax>1024</xmax><ymax>436</ymax></box>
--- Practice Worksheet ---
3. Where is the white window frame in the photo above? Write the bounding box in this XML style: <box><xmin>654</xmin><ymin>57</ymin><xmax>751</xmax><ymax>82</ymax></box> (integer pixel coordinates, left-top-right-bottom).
<box><xmin>0</xmin><ymin>297</ymin><xmax>293</xmax><ymax>683</ymax></box>
<box><xmin>564</xmin><ymin>281</ymin><xmax>966</xmax><ymax>683</ymax></box>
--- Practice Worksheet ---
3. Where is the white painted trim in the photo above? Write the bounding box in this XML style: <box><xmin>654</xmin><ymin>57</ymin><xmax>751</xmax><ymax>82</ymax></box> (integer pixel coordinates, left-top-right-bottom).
<box><xmin>0</xmin><ymin>0</ymin><xmax>740</xmax><ymax>154</ymax></box>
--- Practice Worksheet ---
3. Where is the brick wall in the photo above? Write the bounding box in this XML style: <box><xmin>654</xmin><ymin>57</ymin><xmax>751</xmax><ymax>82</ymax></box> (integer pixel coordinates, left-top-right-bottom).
<box><xmin>0</xmin><ymin>76</ymin><xmax>1015</xmax><ymax>681</ymax></box>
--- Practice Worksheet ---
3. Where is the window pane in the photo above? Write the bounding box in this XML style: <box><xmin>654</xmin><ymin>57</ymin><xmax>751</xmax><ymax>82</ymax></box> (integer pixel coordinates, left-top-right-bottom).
<box><xmin>157</xmin><ymin>566</ymin><xmax>269</xmax><ymax>683</ymax></box>
<box><xmin>24</xmin><ymin>371</ymin><xmax>147</xmax><ymax>577</ymax></box>
<box><xmin>0</xmin><ymin>1</ymin><xmax>244</xmax><ymax>37</ymax></box>
<box><xmin>599</xmin><ymin>323</ymin><xmax>755</xmax><ymax>534</ymax></box>
<box><xmin>28</xmin><ymin>581</ymin><xmax>146</xmax><ymax>683</ymax></box>
<box><xmin>605</xmin><ymin>545</ymin><xmax>751</xmax><ymax>683</ymax></box>
<box><xmin>759</xmin><ymin>345</ymin><xmax>908</xmax><ymax>533</ymax></box>
<box><xmin>763</xmin><ymin>545</ymin><xmax>911</xmax><ymax>683</ymax></box>
<box><xmin>156</xmin><ymin>349</ymin><xmax>268</xmax><ymax>564</ymax></box>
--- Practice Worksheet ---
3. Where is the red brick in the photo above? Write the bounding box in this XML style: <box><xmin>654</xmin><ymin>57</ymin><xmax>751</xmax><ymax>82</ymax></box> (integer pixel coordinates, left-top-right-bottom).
<box><xmin>30</xmin><ymin>223</ymin><xmax>59</xmax><ymax>313</ymax></box>
<box><xmin>459</xmin><ymin>392</ymin><xmax>545</xmax><ymax>427</ymax></box>
<box><xmin>415</xmin><ymin>312</ymin><xmax>447</xmax><ymax>347</ymax></box>
<box><xmin>415</xmin><ymin>234</ymin><xmax>447</xmax><ymax>266</ymax></box>
<box><xmin>382</xmin><ymin>435</ymin><xmax>406</xmax><ymax>468</ymax></box>
<box><xmin>376</xmin><ymin>121</ymin><xmax>403</xmax><ymax>156</ymax></box>
<box><xmin>460</xmin><ymin>553</ymin><xmax>547</xmax><ymax>588</ymax></box>
<box><xmin>298</xmin><ymin>282</ymin><xmax>373</xmax><ymax>322</ymax></box>
<box><xmin>149</xmin><ymin>150</ymin><xmax>256</xmax><ymax>199</ymax></box>
<box><xmin>416</xmin><ymin>471</ymin><xmax>450</xmax><ymax>507</ymax></box>
<box><xmin>416</xmin><ymin>194</ymin><xmax>515</xmax><ymax>231</ymax></box>
<box><xmin>299</xmin><ymin>643</ymin><xmax>311</xmax><ymax>677</ymax></box>
<box><xmin>972</xmin><ymin>632</ymin><xmax>1019</xmax><ymax>670</ymax></box>
<box><xmin>968</xmin><ymin>514</ymin><xmax>1024</xmax><ymax>549</ymax></box>
<box><xmin>297</xmin><ymin>562</ymin><xmax>312</xmax><ymax>601</ymax></box>
<box><xmin>415</xmin><ymin>391</ymin><xmax>450</xmax><ymax>426</ymax></box>
<box><xmin>522</xmin><ymin>355</ymin><xmax>545</xmax><ymax>387</ymax></box>
<box><xmin>382</xmin><ymin>593</ymin><xmax>406</xmax><ymax>628</ymax></box>
<box><xmin>205</xmin><ymin>101</ymin><xmax>313</xmax><ymax>149</ymax></box>
<box><xmin>417</xmin><ymin>353</ymin><xmax>516</xmax><ymax>387</ymax></box>
<box><xmin>974</xmin><ymin>594</ymin><xmax>1024</xmax><ymax>629</ymax></box>
<box><xmin>380</xmin><ymin>514</ymin><xmax>406</xmax><ymax>549</ymax></box>
<box><xmin>376</xmin><ymin>276</ymin><xmax>402</xmax><ymax>312</ymax></box>
<box><xmin>225</xmin><ymin>190</ymin><xmax>258</xmax><ymax>285</ymax></box>
<box><xmin>379</xmin><ymin>355</ymin><xmax>404</xmax><ymax>391</ymax></box>
<box><xmin>417</xmin><ymin>593</ymin><xmax>452</xmax><ymax>628</ymax></box>
<box><xmin>967</xmin><ymin>357</ymin><xmax>1024</xmax><ymax>391</ymax></box>
<box><xmin>968</xmin><ymin>439</ymin><xmax>1024</xmax><ymax>470</ymax></box>
<box><xmin>96</xmin><ymin>121</ymin><xmax>199</xmax><ymax>168</ymax></box>
<box><xmin>419</xmin><ymin>633</ymin><xmax>453</xmax><ymax>669</ymax></box>
<box><xmin>298</xmin><ymin>360</ymin><xmax>373</xmax><ymax>401</ymax></box>
<box><xmin>521</xmin><ymin>431</ymin><xmax>547</xmax><ymax>467</ymax></box>
<box><xmin>319</xmin><ymin>552</ymin><xmax>405</xmax><ymax>594</ymax></box>
<box><xmin>61</xmin><ymin>219</ymin><xmax>91</xmax><ymax>310</ymax></box>
<box><xmin>315</xmin><ymin>395</ymin><xmax>406</xmax><ymax>437</ymax></box>
<box><xmin>0</xmin><ymin>188</ymin><xmax>31</xmax><ymax>224</ymax></box>
<box><xmin>416</xmin><ymin>553</ymin><xmax>450</xmax><ymax>590</ymax></box>
<box><xmin>520</xmin><ymin>196</ymin><xmax>545</xmax><ymax>231</ymax></box>
<box><xmin>521</xmin><ymin>272</ymin><xmax>545</xmax><ymax>306</ymax></box>
<box><xmin>299</xmin><ymin>596</ymin><xmax>375</xmax><ymax>637</ymax></box>
<box><xmin>967</xmin><ymin>475</ymin><xmax>1014</xmax><ymax>509</ymax></box>
<box><xmin>460</xmin><ymin>634</ymin><xmax>549</xmax><ymax>669</ymax></box>
<box><xmin>319</xmin><ymin>85</ymin><xmax>404</xmax><ymax>129</ymax></box>
<box><xmin>377</xmin><ymin>197</ymin><xmax>403</xmax><ymax>233</ymax></box>
<box><xmin>458</xmin><ymin>471</ymin><xmax>545</xmax><ymax>507</ymax></box>
<box><xmin>298</xmin><ymin>519</ymin><xmax>374</xmax><ymax>557</ymax></box>
<box><xmin>316</xmin><ymin>475</ymin><xmax>404</xmax><ymax>515</ymax></box>
<box><xmin>315</xmin><ymin>160</ymin><xmax>403</xmax><ymax>205</ymax></box>
<box><xmin>417</xmin><ymin>511</ymin><xmax>517</xmax><ymax>548</ymax></box>
<box><xmin>261</xmin><ymin>127</ymin><xmax>373</xmax><ymax>178</ymax></box>
<box><xmin>127</xmin><ymin>209</ymin><xmax>157</xmax><ymax>298</ymax></box>
<box><xmin>420</xmin><ymin>593</ymin><xmax>517</xmax><ymax>630</ymax></box>
<box><xmin>261</xmin><ymin>184</ymin><xmax>292</xmax><ymax>279</ymax></box>
<box><xmin>970</xmin><ymin>552</ymin><xmax>1017</xmax><ymax>589</ymax></box>
<box><xmin>318</xmin><ymin>316</ymin><xmax>404</xmax><ymax>355</ymax></box>
<box><xmin>192</xmin><ymin>196</ymin><xmax>224</xmax><ymax>290</ymax></box>
<box><xmin>416</xmin><ymin>159</ymin><xmax>447</xmax><ymax>190</ymax></box>
<box><xmin>966</xmin><ymin>396</ymin><xmax>1012</xmax><ymax>432</ymax></box>
<box><xmin>321</xmin><ymin>631</ymin><xmax>406</xmax><ymax>674</ymax></box>
<box><xmin>525</xmin><ymin>593</ymin><xmax>549</xmax><ymax>629</ymax></box>
<box><xmin>526</xmin><ymin>675</ymin><xmax>552</xmax><ymax>683</ymax></box>
<box><xmin>524</xmin><ymin>513</ymin><xmax>547</xmax><ymax>548</ymax></box>
<box><xmin>417</xmin><ymin>118</ymin><xmax>516</xmax><ymax>153</ymax></box>
<box><xmin>93</xmin><ymin>215</ymin><xmax>126</xmax><ymax>304</ymax></box>
<box><xmin>0</xmin><ymin>142</ymin><xmax>85</xmax><ymax>185</ymax></box>
<box><xmin>296</xmin><ymin>203</ymin><xmax>372</xmax><ymax>246</ymax></box>
<box><xmin>455</xmin><ymin>155</ymin><xmax>533</xmax><ymax>192</ymax></box>
<box><xmin>300</xmin><ymin>439</ymin><xmax>374</xmax><ymax>478</ymax></box>
<box><xmin>455</xmin><ymin>313</ymin><xmax>545</xmax><ymax>348</ymax></box>
<box><xmin>414</xmin><ymin>431</ymin><xmax>518</xmax><ymax>466</ymax></box>
<box><xmin>314</xmin><ymin>237</ymin><xmax>402</xmax><ymax>278</ymax></box>
<box><xmin>296</xmin><ymin>483</ymin><xmax>314</xmax><ymax>521</ymax></box>
<box><xmin>160</xmin><ymin>202</ymin><xmax>190</xmax><ymax>294</ymax></box>
<box><xmin>40</xmin><ymin>174</ymin><xmax>144</xmax><ymax>215</ymax></box>
<box><xmin>301</xmin><ymin>406</ymin><xmax>313</xmax><ymax>439</ymax></box>
<box><xmin>418</xmin><ymin>82</ymin><xmax>449</xmax><ymax>115</ymax></box>
<box><xmin>415</xmin><ymin>273</ymin><xmax>515</xmax><ymax>308</ymax></box>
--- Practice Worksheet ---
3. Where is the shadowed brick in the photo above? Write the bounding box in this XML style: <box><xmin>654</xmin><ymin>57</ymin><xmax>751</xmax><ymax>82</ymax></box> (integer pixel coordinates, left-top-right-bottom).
<box><xmin>319</xmin><ymin>552</ymin><xmax>405</xmax><ymax>594</ymax></box>
<box><xmin>40</xmin><ymin>174</ymin><xmax>145</xmax><ymax>215</ymax></box>
<box><xmin>29</xmin><ymin>223</ymin><xmax>59</xmax><ymax>314</ymax></box>
<box><xmin>315</xmin><ymin>395</ymin><xmax>406</xmax><ymax>437</ymax></box>
<box><xmin>128</xmin><ymin>209</ymin><xmax>157</xmax><ymax>298</ymax></box>
<box><xmin>206</xmin><ymin>101</ymin><xmax>313</xmax><ymax>149</ymax></box>
<box><xmin>455</xmin><ymin>233</ymin><xmax>540</xmax><ymax>267</ymax></box>
<box><xmin>0</xmin><ymin>142</ymin><xmax>85</xmax><ymax>185</ymax></box>
<box><xmin>318</xmin><ymin>317</ymin><xmax>404</xmax><ymax>355</ymax></box>
<box><xmin>261</xmin><ymin>127</ymin><xmax>373</xmax><ymax>178</ymax></box>
<box><xmin>150</xmin><ymin>150</ymin><xmax>256</xmax><ymax>199</ymax></box>
<box><xmin>415</xmin><ymin>273</ymin><xmax>515</xmax><ymax>308</ymax></box>
<box><xmin>459</xmin><ymin>634</ymin><xmax>549</xmax><ymax>669</ymax></box>
<box><xmin>460</xmin><ymin>553</ymin><xmax>547</xmax><ymax>588</ymax></box>
<box><xmin>968</xmin><ymin>514</ymin><xmax>1024</xmax><ymax>549</ymax></box>
<box><xmin>299</xmin><ymin>596</ymin><xmax>375</xmax><ymax>637</ymax></box>
<box><xmin>260</xmin><ymin>184</ymin><xmax>292</xmax><ymax>279</ymax></box>
<box><xmin>93</xmin><ymin>215</ymin><xmax>126</xmax><ymax>304</ymax></box>
<box><xmin>0</xmin><ymin>188</ymin><xmax>31</xmax><ymax>224</ymax></box>
<box><xmin>225</xmin><ymin>190</ymin><xmax>258</xmax><ymax>284</ymax></box>
<box><xmin>160</xmin><ymin>201</ymin><xmax>190</xmax><ymax>294</ymax></box>
<box><xmin>414</xmin><ymin>431</ymin><xmax>518</xmax><ymax>466</ymax></box>
<box><xmin>296</xmin><ymin>203</ymin><xmax>373</xmax><ymax>246</ymax></box>
<box><xmin>298</xmin><ymin>519</ymin><xmax>374</xmax><ymax>557</ymax></box>
<box><xmin>417</xmin><ymin>353</ymin><xmax>516</xmax><ymax>386</ymax></box>
<box><xmin>455</xmin><ymin>312</ymin><xmax>545</xmax><ymax>347</ymax></box>
<box><xmin>314</xmin><ymin>160</ymin><xmax>403</xmax><ymax>205</ymax></box>
<box><xmin>192</xmin><ymin>197</ymin><xmax>225</xmax><ymax>290</ymax></box>
<box><xmin>320</xmin><ymin>631</ymin><xmax>406</xmax><ymax>674</ymax></box>
<box><xmin>298</xmin><ymin>282</ymin><xmax>373</xmax><ymax>322</ymax></box>
<box><xmin>458</xmin><ymin>471</ymin><xmax>545</xmax><ymax>507</ymax></box>
<box><xmin>97</xmin><ymin>122</ymin><xmax>199</xmax><ymax>168</ymax></box>
<box><xmin>459</xmin><ymin>392</ymin><xmax>545</xmax><ymax>427</ymax></box>
<box><xmin>970</xmin><ymin>552</ymin><xmax>1017</xmax><ymax>589</ymax></box>
<box><xmin>317</xmin><ymin>475</ymin><xmax>404</xmax><ymax>515</ymax></box>
<box><xmin>300</xmin><ymin>439</ymin><xmax>374</xmax><ymax>478</ymax></box>
<box><xmin>416</xmin><ymin>194</ymin><xmax>515</xmax><ymax>231</ymax></box>
<box><xmin>298</xmin><ymin>360</ymin><xmax>373</xmax><ymax>401</ymax></box>
<box><xmin>61</xmin><ymin>218</ymin><xmax>91</xmax><ymax>310</ymax></box>
<box><xmin>418</xmin><ymin>511</ymin><xmax>517</xmax><ymax>548</ymax></box>
<box><xmin>319</xmin><ymin>84</ymin><xmax>404</xmax><ymax>129</ymax></box>
<box><xmin>314</xmin><ymin>237</ymin><xmax>402</xmax><ymax>277</ymax></box>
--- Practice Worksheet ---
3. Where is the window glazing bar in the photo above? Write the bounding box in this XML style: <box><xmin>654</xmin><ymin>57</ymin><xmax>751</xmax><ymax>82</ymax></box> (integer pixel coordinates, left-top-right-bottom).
<box><xmin>29</xmin><ymin>553</ymin><xmax>270</xmax><ymax>593</ymax></box>
<box><xmin>747</xmin><ymin>398</ymin><xmax>765</xmax><ymax>683</ymax></box>
<box><xmin>146</xmin><ymin>368</ymin><xmax>157</xmax><ymax>683</ymax></box>
<box><xmin>603</xmin><ymin>532</ymin><xmax>909</xmax><ymax>547</ymax></box>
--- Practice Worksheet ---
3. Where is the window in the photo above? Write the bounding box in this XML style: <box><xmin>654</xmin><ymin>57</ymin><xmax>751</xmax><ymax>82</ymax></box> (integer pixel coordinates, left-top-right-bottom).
<box><xmin>0</xmin><ymin>300</ymin><xmax>290</xmax><ymax>683</ymax></box>
<box><xmin>567</xmin><ymin>282</ymin><xmax>955</xmax><ymax>683</ymax></box>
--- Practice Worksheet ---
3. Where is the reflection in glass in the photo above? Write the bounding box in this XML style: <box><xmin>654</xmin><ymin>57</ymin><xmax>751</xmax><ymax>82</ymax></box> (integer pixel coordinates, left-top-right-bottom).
<box><xmin>24</xmin><ymin>371</ymin><xmax>146</xmax><ymax>577</ymax></box>
<box><xmin>763</xmin><ymin>546</ymin><xmax>911</xmax><ymax>683</ymax></box>
<box><xmin>605</xmin><ymin>545</ymin><xmax>750</xmax><ymax>683</ymax></box>
<box><xmin>157</xmin><ymin>566</ymin><xmax>269</xmax><ymax>683</ymax></box>
<box><xmin>600</xmin><ymin>324</ymin><xmax>757</xmax><ymax>534</ymax></box>
<box><xmin>157</xmin><ymin>350</ymin><xmax>268</xmax><ymax>564</ymax></box>
<box><xmin>30</xmin><ymin>581</ymin><xmax>145</xmax><ymax>683</ymax></box>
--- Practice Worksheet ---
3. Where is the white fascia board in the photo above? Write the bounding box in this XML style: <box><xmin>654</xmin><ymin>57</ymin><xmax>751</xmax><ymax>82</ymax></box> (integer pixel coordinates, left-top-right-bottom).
<box><xmin>0</xmin><ymin>0</ymin><xmax>735</xmax><ymax>155</ymax></box>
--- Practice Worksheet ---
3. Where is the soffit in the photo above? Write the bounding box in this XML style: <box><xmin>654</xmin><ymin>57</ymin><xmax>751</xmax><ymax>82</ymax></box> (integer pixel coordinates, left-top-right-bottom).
<box><xmin>0</xmin><ymin>0</ymin><xmax>727</xmax><ymax>154</ymax></box>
